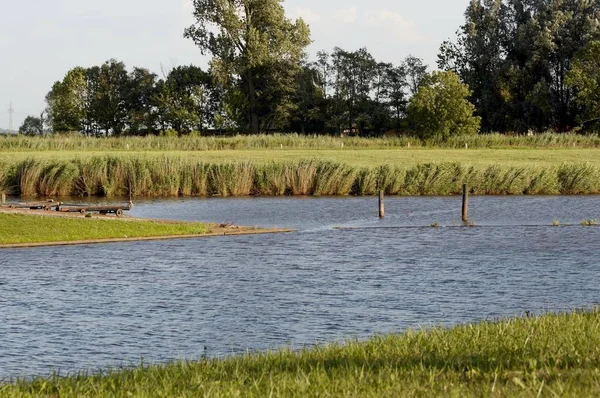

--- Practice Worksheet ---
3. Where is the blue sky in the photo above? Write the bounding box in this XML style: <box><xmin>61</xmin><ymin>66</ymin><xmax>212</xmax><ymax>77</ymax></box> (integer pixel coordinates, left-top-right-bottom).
<box><xmin>0</xmin><ymin>0</ymin><xmax>470</xmax><ymax>129</ymax></box>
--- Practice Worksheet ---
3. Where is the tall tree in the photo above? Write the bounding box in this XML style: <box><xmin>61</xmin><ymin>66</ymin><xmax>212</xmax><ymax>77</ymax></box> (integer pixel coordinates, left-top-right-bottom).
<box><xmin>91</xmin><ymin>60</ymin><xmax>129</xmax><ymax>136</ymax></box>
<box><xmin>382</xmin><ymin>65</ymin><xmax>408</xmax><ymax>129</ymax></box>
<box><xmin>439</xmin><ymin>0</ymin><xmax>600</xmax><ymax>132</ymax></box>
<box><xmin>330</xmin><ymin>47</ymin><xmax>378</xmax><ymax>134</ymax></box>
<box><xmin>45</xmin><ymin>67</ymin><xmax>88</xmax><ymax>133</ymax></box>
<box><xmin>404</xmin><ymin>55</ymin><xmax>428</xmax><ymax>96</ymax></box>
<box><xmin>566</xmin><ymin>40</ymin><xmax>600</xmax><ymax>125</ymax></box>
<box><xmin>126</xmin><ymin>67</ymin><xmax>159</xmax><ymax>135</ymax></box>
<box><xmin>184</xmin><ymin>0</ymin><xmax>311</xmax><ymax>133</ymax></box>
<box><xmin>154</xmin><ymin>65</ymin><xmax>216</xmax><ymax>133</ymax></box>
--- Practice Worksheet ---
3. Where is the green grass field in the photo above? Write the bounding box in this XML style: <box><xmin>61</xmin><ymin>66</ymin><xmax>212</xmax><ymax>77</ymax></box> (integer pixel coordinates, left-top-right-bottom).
<box><xmin>2</xmin><ymin>309</ymin><xmax>599</xmax><ymax>397</ymax></box>
<box><xmin>3</xmin><ymin>148</ymin><xmax>600</xmax><ymax>167</ymax></box>
<box><xmin>0</xmin><ymin>213</ymin><xmax>208</xmax><ymax>245</ymax></box>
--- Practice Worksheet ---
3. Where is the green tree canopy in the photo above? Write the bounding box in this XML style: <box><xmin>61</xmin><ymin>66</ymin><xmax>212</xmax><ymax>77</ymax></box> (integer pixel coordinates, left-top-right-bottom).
<box><xmin>566</xmin><ymin>41</ymin><xmax>600</xmax><ymax>124</ymax></box>
<box><xmin>184</xmin><ymin>0</ymin><xmax>311</xmax><ymax>133</ymax></box>
<box><xmin>407</xmin><ymin>71</ymin><xmax>481</xmax><ymax>140</ymax></box>
<box><xmin>19</xmin><ymin>115</ymin><xmax>45</xmax><ymax>136</ymax></box>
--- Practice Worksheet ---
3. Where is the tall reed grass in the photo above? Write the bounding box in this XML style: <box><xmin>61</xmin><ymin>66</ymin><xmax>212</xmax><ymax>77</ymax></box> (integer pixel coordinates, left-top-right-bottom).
<box><xmin>2</xmin><ymin>132</ymin><xmax>600</xmax><ymax>151</ymax></box>
<box><xmin>1</xmin><ymin>156</ymin><xmax>599</xmax><ymax>197</ymax></box>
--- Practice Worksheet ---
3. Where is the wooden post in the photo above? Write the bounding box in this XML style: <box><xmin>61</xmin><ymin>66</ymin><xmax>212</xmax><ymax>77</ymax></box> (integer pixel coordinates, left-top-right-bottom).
<box><xmin>462</xmin><ymin>183</ymin><xmax>469</xmax><ymax>223</ymax></box>
<box><xmin>1</xmin><ymin>193</ymin><xmax>5</xmax><ymax>205</ymax></box>
<box><xmin>379</xmin><ymin>190</ymin><xmax>385</xmax><ymax>219</ymax></box>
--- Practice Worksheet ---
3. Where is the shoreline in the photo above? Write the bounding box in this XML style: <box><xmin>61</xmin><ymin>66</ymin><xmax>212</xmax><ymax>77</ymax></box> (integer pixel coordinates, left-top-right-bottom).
<box><xmin>0</xmin><ymin>207</ymin><xmax>293</xmax><ymax>249</ymax></box>
<box><xmin>0</xmin><ymin>229</ymin><xmax>292</xmax><ymax>249</ymax></box>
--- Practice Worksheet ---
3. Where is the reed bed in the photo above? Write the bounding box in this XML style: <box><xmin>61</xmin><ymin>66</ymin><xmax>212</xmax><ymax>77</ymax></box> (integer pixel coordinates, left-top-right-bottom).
<box><xmin>3</xmin><ymin>309</ymin><xmax>600</xmax><ymax>397</ymax></box>
<box><xmin>2</xmin><ymin>132</ymin><xmax>600</xmax><ymax>151</ymax></box>
<box><xmin>1</xmin><ymin>156</ymin><xmax>600</xmax><ymax>197</ymax></box>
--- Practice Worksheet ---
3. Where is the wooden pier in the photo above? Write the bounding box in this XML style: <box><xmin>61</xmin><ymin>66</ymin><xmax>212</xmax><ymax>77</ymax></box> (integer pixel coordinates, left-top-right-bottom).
<box><xmin>2</xmin><ymin>199</ymin><xmax>59</xmax><ymax>211</ymax></box>
<box><xmin>56</xmin><ymin>203</ymin><xmax>133</xmax><ymax>217</ymax></box>
<box><xmin>1</xmin><ymin>200</ymin><xmax>132</xmax><ymax>217</ymax></box>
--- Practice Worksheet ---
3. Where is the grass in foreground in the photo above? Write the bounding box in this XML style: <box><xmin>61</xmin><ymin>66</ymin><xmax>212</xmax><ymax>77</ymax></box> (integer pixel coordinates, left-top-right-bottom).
<box><xmin>1</xmin><ymin>309</ymin><xmax>599</xmax><ymax>397</ymax></box>
<box><xmin>0</xmin><ymin>213</ymin><xmax>209</xmax><ymax>245</ymax></box>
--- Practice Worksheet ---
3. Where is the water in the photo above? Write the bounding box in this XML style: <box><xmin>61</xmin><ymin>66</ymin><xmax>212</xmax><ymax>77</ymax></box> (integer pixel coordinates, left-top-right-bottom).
<box><xmin>1</xmin><ymin>196</ymin><xmax>599</xmax><ymax>379</ymax></box>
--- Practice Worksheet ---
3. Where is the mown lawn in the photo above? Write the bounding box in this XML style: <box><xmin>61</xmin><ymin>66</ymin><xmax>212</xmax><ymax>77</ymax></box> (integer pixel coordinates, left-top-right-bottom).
<box><xmin>1</xmin><ymin>309</ymin><xmax>599</xmax><ymax>397</ymax></box>
<box><xmin>2</xmin><ymin>148</ymin><xmax>600</xmax><ymax>168</ymax></box>
<box><xmin>0</xmin><ymin>213</ymin><xmax>208</xmax><ymax>245</ymax></box>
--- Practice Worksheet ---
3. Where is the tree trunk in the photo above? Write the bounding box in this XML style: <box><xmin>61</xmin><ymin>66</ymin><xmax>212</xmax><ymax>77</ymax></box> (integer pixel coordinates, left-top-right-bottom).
<box><xmin>247</xmin><ymin>72</ymin><xmax>260</xmax><ymax>134</ymax></box>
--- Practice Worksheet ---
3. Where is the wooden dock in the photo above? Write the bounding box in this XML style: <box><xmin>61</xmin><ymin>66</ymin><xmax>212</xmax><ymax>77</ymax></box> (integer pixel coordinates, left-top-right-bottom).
<box><xmin>1</xmin><ymin>200</ymin><xmax>59</xmax><ymax>211</ymax></box>
<box><xmin>56</xmin><ymin>203</ymin><xmax>133</xmax><ymax>217</ymax></box>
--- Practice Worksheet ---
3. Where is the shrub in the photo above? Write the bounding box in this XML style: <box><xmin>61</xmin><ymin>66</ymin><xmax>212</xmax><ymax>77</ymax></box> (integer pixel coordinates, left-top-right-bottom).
<box><xmin>407</xmin><ymin>71</ymin><xmax>481</xmax><ymax>140</ymax></box>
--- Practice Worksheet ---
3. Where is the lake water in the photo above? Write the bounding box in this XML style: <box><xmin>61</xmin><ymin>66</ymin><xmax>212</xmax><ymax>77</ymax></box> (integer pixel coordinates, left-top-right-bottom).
<box><xmin>1</xmin><ymin>196</ymin><xmax>599</xmax><ymax>379</ymax></box>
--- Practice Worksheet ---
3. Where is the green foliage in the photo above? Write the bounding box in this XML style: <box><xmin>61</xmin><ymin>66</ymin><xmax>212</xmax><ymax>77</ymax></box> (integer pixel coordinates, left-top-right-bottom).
<box><xmin>18</xmin><ymin>115</ymin><xmax>45</xmax><ymax>136</ymax></box>
<box><xmin>184</xmin><ymin>0</ymin><xmax>311</xmax><ymax>133</ymax></box>
<box><xmin>3</xmin><ymin>309</ymin><xmax>600</xmax><ymax>397</ymax></box>
<box><xmin>439</xmin><ymin>0</ymin><xmax>600</xmax><ymax>132</ymax></box>
<box><xmin>407</xmin><ymin>71</ymin><xmax>481</xmax><ymax>140</ymax></box>
<box><xmin>566</xmin><ymin>41</ymin><xmax>600</xmax><ymax>124</ymax></box>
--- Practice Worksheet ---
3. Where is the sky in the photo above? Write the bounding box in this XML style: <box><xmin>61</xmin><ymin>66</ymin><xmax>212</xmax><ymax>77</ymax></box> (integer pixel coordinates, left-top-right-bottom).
<box><xmin>0</xmin><ymin>0</ymin><xmax>470</xmax><ymax>130</ymax></box>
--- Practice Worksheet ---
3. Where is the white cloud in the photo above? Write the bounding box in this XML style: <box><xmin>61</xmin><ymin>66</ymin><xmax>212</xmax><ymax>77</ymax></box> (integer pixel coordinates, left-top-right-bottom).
<box><xmin>365</xmin><ymin>9</ymin><xmax>427</xmax><ymax>43</ymax></box>
<box><xmin>182</xmin><ymin>0</ymin><xmax>193</xmax><ymax>10</ymax></box>
<box><xmin>333</xmin><ymin>7</ymin><xmax>358</xmax><ymax>24</ymax></box>
<box><xmin>289</xmin><ymin>7</ymin><xmax>322</xmax><ymax>24</ymax></box>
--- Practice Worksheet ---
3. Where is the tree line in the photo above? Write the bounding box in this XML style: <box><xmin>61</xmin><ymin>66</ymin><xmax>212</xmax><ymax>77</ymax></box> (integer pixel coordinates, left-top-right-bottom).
<box><xmin>22</xmin><ymin>51</ymin><xmax>445</xmax><ymax>137</ymax></box>
<box><xmin>438</xmin><ymin>0</ymin><xmax>600</xmax><ymax>133</ymax></box>
<box><xmin>22</xmin><ymin>0</ymin><xmax>600</xmax><ymax>137</ymax></box>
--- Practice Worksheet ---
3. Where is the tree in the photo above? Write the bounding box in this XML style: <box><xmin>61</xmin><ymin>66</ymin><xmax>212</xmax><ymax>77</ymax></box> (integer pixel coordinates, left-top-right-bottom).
<box><xmin>566</xmin><ymin>41</ymin><xmax>600</xmax><ymax>124</ymax></box>
<box><xmin>184</xmin><ymin>0</ymin><xmax>311</xmax><ymax>133</ymax></box>
<box><xmin>407</xmin><ymin>71</ymin><xmax>481</xmax><ymax>140</ymax></box>
<box><xmin>91</xmin><ymin>60</ymin><xmax>130</xmax><ymax>136</ymax></box>
<box><xmin>19</xmin><ymin>115</ymin><xmax>45</xmax><ymax>136</ymax></box>
<box><xmin>45</xmin><ymin>67</ymin><xmax>88</xmax><ymax>133</ymax></box>
<box><xmin>330</xmin><ymin>47</ymin><xmax>379</xmax><ymax>134</ymax></box>
<box><xmin>381</xmin><ymin>65</ymin><xmax>408</xmax><ymax>129</ymax></box>
<box><xmin>126</xmin><ymin>67</ymin><xmax>159</xmax><ymax>135</ymax></box>
<box><xmin>438</xmin><ymin>0</ymin><xmax>600</xmax><ymax>133</ymax></box>
<box><xmin>154</xmin><ymin>65</ymin><xmax>216</xmax><ymax>133</ymax></box>
<box><xmin>404</xmin><ymin>55</ymin><xmax>428</xmax><ymax>96</ymax></box>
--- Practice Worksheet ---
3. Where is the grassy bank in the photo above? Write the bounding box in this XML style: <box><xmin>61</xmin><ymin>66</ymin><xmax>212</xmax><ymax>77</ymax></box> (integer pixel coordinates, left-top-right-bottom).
<box><xmin>2</xmin><ymin>132</ymin><xmax>600</xmax><ymax>151</ymax></box>
<box><xmin>0</xmin><ymin>213</ymin><xmax>209</xmax><ymax>245</ymax></box>
<box><xmin>1</xmin><ymin>156</ymin><xmax>600</xmax><ymax>197</ymax></box>
<box><xmin>2</xmin><ymin>309</ymin><xmax>599</xmax><ymax>397</ymax></box>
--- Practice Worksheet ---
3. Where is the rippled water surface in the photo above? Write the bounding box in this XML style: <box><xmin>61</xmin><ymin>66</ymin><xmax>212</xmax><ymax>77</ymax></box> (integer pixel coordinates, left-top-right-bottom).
<box><xmin>1</xmin><ymin>196</ymin><xmax>599</xmax><ymax>379</ymax></box>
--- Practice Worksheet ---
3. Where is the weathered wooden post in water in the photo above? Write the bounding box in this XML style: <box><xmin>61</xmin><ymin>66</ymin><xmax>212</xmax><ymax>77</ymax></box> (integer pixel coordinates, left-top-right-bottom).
<box><xmin>1</xmin><ymin>193</ymin><xmax>5</xmax><ymax>205</ymax></box>
<box><xmin>379</xmin><ymin>190</ymin><xmax>385</xmax><ymax>219</ymax></box>
<box><xmin>462</xmin><ymin>184</ymin><xmax>469</xmax><ymax>223</ymax></box>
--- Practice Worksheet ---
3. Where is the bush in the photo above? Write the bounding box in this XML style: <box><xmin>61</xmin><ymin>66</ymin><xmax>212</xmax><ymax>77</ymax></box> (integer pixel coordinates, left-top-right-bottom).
<box><xmin>407</xmin><ymin>71</ymin><xmax>481</xmax><ymax>140</ymax></box>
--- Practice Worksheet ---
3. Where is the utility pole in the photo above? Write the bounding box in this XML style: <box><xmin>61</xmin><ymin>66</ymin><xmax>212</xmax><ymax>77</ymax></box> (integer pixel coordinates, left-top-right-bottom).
<box><xmin>8</xmin><ymin>102</ymin><xmax>14</xmax><ymax>131</ymax></box>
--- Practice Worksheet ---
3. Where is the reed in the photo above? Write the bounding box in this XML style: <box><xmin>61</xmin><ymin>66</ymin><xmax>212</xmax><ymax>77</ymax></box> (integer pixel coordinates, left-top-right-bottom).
<box><xmin>2</xmin><ymin>132</ymin><xmax>600</xmax><ymax>152</ymax></box>
<box><xmin>2</xmin><ymin>156</ymin><xmax>600</xmax><ymax>197</ymax></box>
